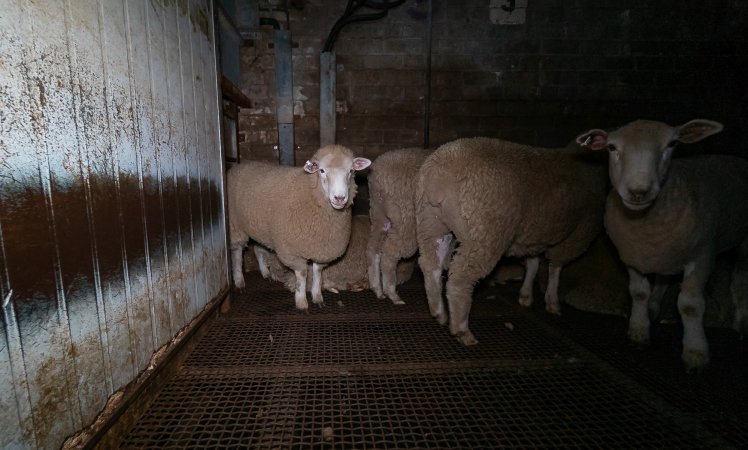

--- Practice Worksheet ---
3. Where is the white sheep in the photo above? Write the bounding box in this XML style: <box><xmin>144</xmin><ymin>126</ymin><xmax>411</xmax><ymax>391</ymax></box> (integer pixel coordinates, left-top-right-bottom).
<box><xmin>227</xmin><ymin>145</ymin><xmax>371</xmax><ymax>310</ymax></box>
<box><xmin>366</xmin><ymin>147</ymin><xmax>433</xmax><ymax>304</ymax></box>
<box><xmin>576</xmin><ymin>119</ymin><xmax>748</xmax><ymax>370</ymax></box>
<box><xmin>416</xmin><ymin>137</ymin><xmax>608</xmax><ymax>345</ymax></box>
<box><xmin>254</xmin><ymin>214</ymin><xmax>416</xmax><ymax>293</ymax></box>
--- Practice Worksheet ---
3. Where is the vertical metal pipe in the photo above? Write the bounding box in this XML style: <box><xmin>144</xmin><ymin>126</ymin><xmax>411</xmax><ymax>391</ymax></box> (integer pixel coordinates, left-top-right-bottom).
<box><xmin>423</xmin><ymin>0</ymin><xmax>433</xmax><ymax>149</ymax></box>
<box><xmin>320</xmin><ymin>51</ymin><xmax>336</xmax><ymax>147</ymax></box>
<box><xmin>274</xmin><ymin>29</ymin><xmax>295</xmax><ymax>165</ymax></box>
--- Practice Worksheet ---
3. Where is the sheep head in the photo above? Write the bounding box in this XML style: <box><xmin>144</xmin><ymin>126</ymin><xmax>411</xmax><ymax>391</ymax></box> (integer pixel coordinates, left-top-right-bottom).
<box><xmin>304</xmin><ymin>145</ymin><xmax>371</xmax><ymax>210</ymax></box>
<box><xmin>576</xmin><ymin>119</ymin><xmax>723</xmax><ymax>211</ymax></box>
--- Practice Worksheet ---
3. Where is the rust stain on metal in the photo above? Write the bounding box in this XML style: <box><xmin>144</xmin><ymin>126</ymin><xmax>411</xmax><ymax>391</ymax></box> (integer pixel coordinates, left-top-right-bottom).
<box><xmin>0</xmin><ymin>176</ymin><xmax>222</xmax><ymax>302</ymax></box>
<box><xmin>1</xmin><ymin>1</ymin><xmax>223</xmax><ymax>448</ymax></box>
<box><xmin>24</xmin><ymin>337</ymin><xmax>73</xmax><ymax>450</ymax></box>
<box><xmin>190</xmin><ymin>4</ymin><xmax>210</xmax><ymax>38</ymax></box>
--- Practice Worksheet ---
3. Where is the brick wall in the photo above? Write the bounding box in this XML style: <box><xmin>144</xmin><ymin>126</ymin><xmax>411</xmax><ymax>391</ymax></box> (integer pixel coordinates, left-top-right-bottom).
<box><xmin>239</xmin><ymin>0</ymin><xmax>747</xmax><ymax>163</ymax></box>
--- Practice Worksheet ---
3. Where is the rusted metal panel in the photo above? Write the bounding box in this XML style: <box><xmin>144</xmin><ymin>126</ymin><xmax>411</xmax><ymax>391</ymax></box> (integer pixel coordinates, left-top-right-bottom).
<box><xmin>63</xmin><ymin>0</ymin><xmax>118</xmax><ymax>430</ymax></box>
<box><xmin>0</xmin><ymin>0</ymin><xmax>226</xmax><ymax>448</ymax></box>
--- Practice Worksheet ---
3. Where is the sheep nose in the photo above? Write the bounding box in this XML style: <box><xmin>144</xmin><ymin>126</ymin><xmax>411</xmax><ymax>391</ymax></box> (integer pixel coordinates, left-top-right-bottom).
<box><xmin>333</xmin><ymin>195</ymin><xmax>346</xmax><ymax>205</ymax></box>
<box><xmin>628</xmin><ymin>188</ymin><xmax>650</xmax><ymax>203</ymax></box>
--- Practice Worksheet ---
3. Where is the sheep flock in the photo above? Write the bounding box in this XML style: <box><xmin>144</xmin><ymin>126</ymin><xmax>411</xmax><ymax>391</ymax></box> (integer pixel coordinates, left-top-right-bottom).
<box><xmin>228</xmin><ymin>118</ymin><xmax>748</xmax><ymax>371</ymax></box>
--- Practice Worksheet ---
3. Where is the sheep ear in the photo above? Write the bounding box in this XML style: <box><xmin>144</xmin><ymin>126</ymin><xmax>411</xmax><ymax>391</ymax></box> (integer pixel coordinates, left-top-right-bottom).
<box><xmin>676</xmin><ymin>119</ymin><xmax>723</xmax><ymax>144</ymax></box>
<box><xmin>304</xmin><ymin>160</ymin><xmax>319</xmax><ymax>173</ymax></box>
<box><xmin>352</xmin><ymin>157</ymin><xmax>371</xmax><ymax>171</ymax></box>
<box><xmin>576</xmin><ymin>129</ymin><xmax>609</xmax><ymax>150</ymax></box>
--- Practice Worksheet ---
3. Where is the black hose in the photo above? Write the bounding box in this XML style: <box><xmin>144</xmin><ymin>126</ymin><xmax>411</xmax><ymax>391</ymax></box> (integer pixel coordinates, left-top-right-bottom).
<box><xmin>322</xmin><ymin>0</ymin><xmax>407</xmax><ymax>52</ymax></box>
<box><xmin>260</xmin><ymin>17</ymin><xmax>281</xmax><ymax>30</ymax></box>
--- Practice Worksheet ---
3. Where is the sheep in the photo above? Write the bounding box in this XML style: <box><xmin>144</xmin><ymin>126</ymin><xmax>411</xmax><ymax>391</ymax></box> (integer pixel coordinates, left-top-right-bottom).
<box><xmin>416</xmin><ymin>137</ymin><xmax>608</xmax><ymax>345</ymax></box>
<box><xmin>253</xmin><ymin>214</ymin><xmax>416</xmax><ymax>293</ymax></box>
<box><xmin>366</xmin><ymin>147</ymin><xmax>433</xmax><ymax>304</ymax></box>
<box><xmin>227</xmin><ymin>145</ymin><xmax>371</xmax><ymax>310</ymax></box>
<box><xmin>576</xmin><ymin>119</ymin><xmax>748</xmax><ymax>370</ymax></box>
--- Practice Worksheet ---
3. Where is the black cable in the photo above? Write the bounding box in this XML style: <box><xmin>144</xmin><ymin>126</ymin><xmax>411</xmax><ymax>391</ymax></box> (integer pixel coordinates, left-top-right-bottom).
<box><xmin>322</xmin><ymin>0</ymin><xmax>407</xmax><ymax>52</ymax></box>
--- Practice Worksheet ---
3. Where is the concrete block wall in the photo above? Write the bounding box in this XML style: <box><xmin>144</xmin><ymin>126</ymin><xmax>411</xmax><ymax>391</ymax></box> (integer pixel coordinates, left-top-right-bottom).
<box><xmin>239</xmin><ymin>0</ymin><xmax>747</xmax><ymax>163</ymax></box>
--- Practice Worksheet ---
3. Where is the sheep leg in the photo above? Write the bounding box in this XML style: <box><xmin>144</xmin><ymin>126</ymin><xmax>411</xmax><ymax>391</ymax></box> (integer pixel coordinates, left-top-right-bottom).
<box><xmin>679</xmin><ymin>257</ymin><xmax>713</xmax><ymax>370</ymax></box>
<box><xmin>368</xmin><ymin>253</ymin><xmax>384</xmax><ymax>299</ymax></box>
<box><xmin>417</xmin><ymin>208</ymin><xmax>451</xmax><ymax>325</ymax></box>
<box><xmin>381</xmin><ymin>254</ymin><xmax>404</xmax><ymax>305</ymax></box>
<box><xmin>275</xmin><ymin>251</ymin><xmax>311</xmax><ymax>310</ymax></box>
<box><xmin>446</xmin><ymin>274</ymin><xmax>478</xmax><ymax>345</ymax></box>
<box><xmin>446</xmin><ymin>242</ymin><xmax>493</xmax><ymax>346</ymax></box>
<box><xmin>627</xmin><ymin>267</ymin><xmax>652</xmax><ymax>345</ymax></box>
<box><xmin>366</xmin><ymin>216</ymin><xmax>389</xmax><ymax>299</ymax></box>
<box><xmin>253</xmin><ymin>245</ymin><xmax>271</xmax><ymax>279</ymax></box>
<box><xmin>311</xmin><ymin>262</ymin><xmax>325</xmax><ymax>306</ymax></box>
<box><xmin>381</xmin><ymin>228</ymin><xmax>406</xmax><ymax>305</ymax></box>
<box><xmin>518</xmin><ymin>256</ymin><xmax>540</xmax><ymax>308</ymax></box>
<box><xmin>421</xmin><ymin>233</ymin><xmax>454</xmax><ymax>325</ymax></box>
<box><xmin>291</xmin><ymin>266</ymin><xmax>310</xmax><ymax>311</ymax></box>
<box><xmin>231</xmin><ymin>242</ymin><xmax>246</xmax><ymax>289</ymax></box>
<box><xmin>544</xmin><ymin>264</ymin><xmax>562</xmax><ymax>315</ymax></box>
<box><xmin>648</xmin><ymin>275</ymin><xmax>669</xmax><ymax>321</ymax></box>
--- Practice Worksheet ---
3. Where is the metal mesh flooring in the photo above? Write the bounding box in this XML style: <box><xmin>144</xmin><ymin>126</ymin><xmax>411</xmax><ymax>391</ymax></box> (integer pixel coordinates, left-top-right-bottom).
<box><xmin>120</xmin><ymin>272</ymin><xmax>746</xmax><ymax>448</ymax></box>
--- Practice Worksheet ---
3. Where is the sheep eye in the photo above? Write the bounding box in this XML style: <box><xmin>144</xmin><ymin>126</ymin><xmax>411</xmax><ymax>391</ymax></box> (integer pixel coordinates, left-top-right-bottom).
<box><xmin>607</xmin><ymin>144</ymin><xmax>617</xmax><ymax>152</ymax></box>
<box><xmin>667</xmin><ymin>140</ymin><xmax>678</xmax><ymax>148</ymax></box>
<box><xmin>320</xmin><ymin>168</ymin><xmax>325</xmax><ymax>174</ymax></box>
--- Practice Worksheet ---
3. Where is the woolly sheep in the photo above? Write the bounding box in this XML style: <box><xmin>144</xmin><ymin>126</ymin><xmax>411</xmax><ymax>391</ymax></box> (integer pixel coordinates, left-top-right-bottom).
<box><xmin>254</xmin><ymin>215</ymin><xmax>416</xmax><ymax>293</ymax></box>
<box><xmin>367</xmin><ymin>147</ymin><xmax>433</xmax><ymax>304</ymax></box>
<box><xmin>577</xmin><ymin>119</ymin><xmax>748</xmax><ymax>370</ymax></box>
<box><xmin>227</xmin><ymin>145</ymin><xmax>371</xmax><ymax>310</ymax></box>
<box><xmin>416</xmin><ymin>137</ymin><xmax>608</xmax><ymax>345</ymax></box>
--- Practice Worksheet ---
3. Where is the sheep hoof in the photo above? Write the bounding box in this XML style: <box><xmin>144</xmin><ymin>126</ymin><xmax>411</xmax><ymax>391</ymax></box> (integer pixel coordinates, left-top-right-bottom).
<box><xmin>456</xmin><ymin>331</ymin><xmax>478</xmax><ymax>346</ymax></box>
<box><xmin>627</xmin><ymin>325</ymin><xmax>650</xmax><ymax>345</ymax></box>
<box><xmin>682</xmin><ymin>348</ymin><xmax>709</xmax><ymax>372</ymax></box>
<box><xmin>545</xmin><ymin>303</ymin><xmax>561</xmax><ymax>316</ymax></box>
<box><xmin>518</xmin><ymin>295</ymin><xmax>533</xmax><ymax>308</ymax></box>
<box><xmin>434</xmin><ymin>312</ymin><xmax>448</xmax><ymax>326</ymax></box>
<box><xmin>295</xmin><ymin>296</ymin><xmax>309</xmax><ymax>311</ymax></box>
<box><xmin>233</xmin><ymin>278</ymin><xmax>246</xmax><ymax>290</ymax></box>
<box><xmin>312</xmin><ymin>296</ymin><xmax>324</xmax><ymax>306</ymax></box>
<box><xmin>386</xmin><ymin>293</ymin><xmax>404</xmax><ymax>305</ymax></box>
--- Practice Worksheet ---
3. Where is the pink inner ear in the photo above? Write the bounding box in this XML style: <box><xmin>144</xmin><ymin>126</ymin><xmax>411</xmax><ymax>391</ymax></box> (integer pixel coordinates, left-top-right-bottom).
<box><xmin>679</xmin><ymin>125</ymin><xmax>714</xmax><ymax>142</ymax></box>
<box><xmin>577</xmin><ymin>130</ymin><xmax>608</xmax><ymax>150</ymax></box>
<box><xmin>588</xmin><ymin>135</ymin><xmax>609</xmax><ymax>150</ymax></box>
<box><xmin>304</xmin><ymin>160</ymin><xmax>319</xmax><ymax>173</ymax></box>
<box><xmin>677</xmin><ymin>120</ymin><xmax>723</xmax><ymax>143</ymax></box>
<box><xmin>352</xmin><ymin>157</ymin><xmax>372</xmax><ymax>171</ymax></box>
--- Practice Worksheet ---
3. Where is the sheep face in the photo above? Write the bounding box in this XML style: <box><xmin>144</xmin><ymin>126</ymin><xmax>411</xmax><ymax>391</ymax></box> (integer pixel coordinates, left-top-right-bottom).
<box><xmin>576</xmin><ymin>119</ymin><xmax>723</xmax><ymax>211</ymax></box>
<box><xmin>304</xmin><ymin>146</ymin><xmax>371</xmax><ymax>210</ymax></box>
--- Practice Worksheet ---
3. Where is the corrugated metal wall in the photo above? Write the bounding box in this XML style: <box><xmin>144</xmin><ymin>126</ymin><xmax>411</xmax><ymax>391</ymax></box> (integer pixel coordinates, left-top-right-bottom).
<box><xmin>0</xmin><ymin>1</ymin><xmax>227</xmax><ymax>448</ymax></box>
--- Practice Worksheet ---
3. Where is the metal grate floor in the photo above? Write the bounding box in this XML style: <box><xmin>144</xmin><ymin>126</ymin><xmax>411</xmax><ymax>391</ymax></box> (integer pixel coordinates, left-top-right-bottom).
<box><xmin>120</xmin><ymin>272</ymin><xmax>747</xmax><ymax>449</ymax></box>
